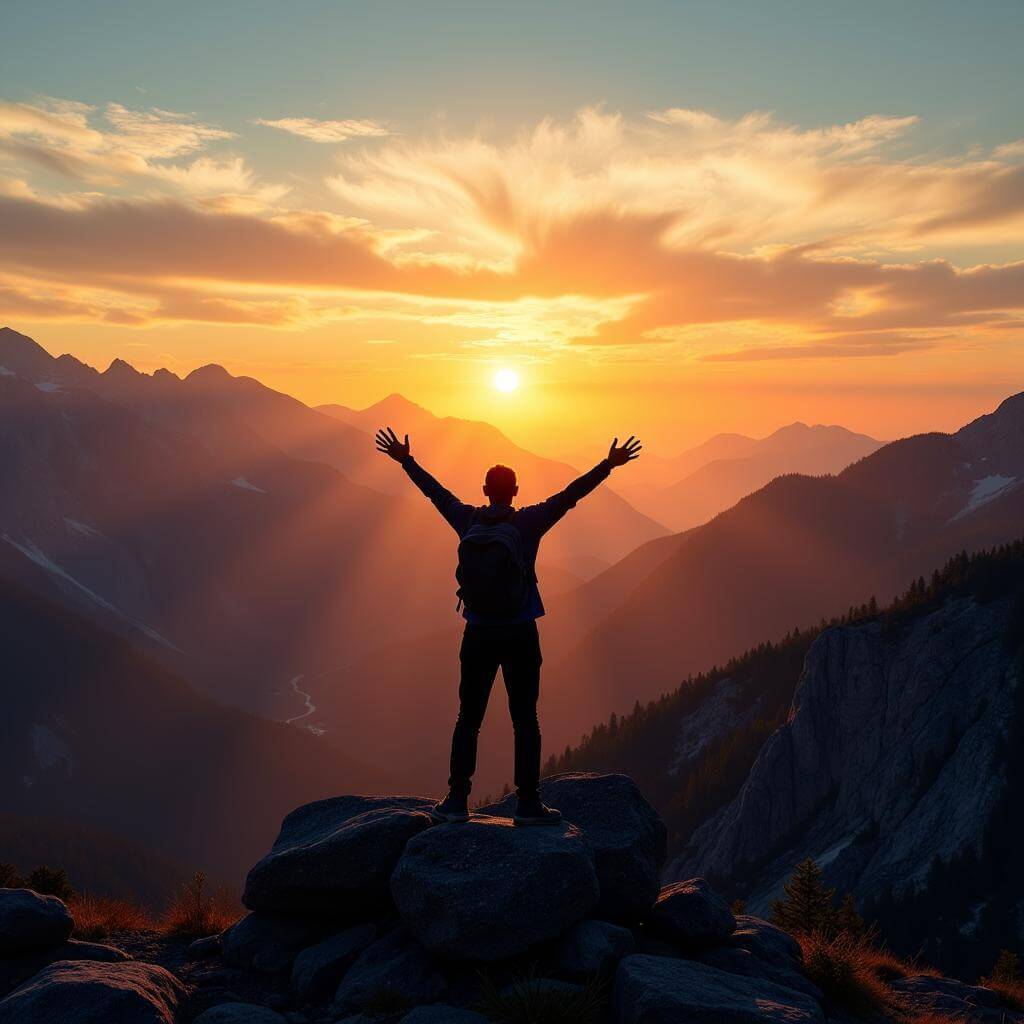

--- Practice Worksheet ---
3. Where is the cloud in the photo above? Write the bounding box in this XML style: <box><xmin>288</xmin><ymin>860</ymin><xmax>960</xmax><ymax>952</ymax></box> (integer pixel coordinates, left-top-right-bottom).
<box><xmin>253</xmin><ymin>116</ymin><xmax>391</xmax><ymax>143</ymax></box>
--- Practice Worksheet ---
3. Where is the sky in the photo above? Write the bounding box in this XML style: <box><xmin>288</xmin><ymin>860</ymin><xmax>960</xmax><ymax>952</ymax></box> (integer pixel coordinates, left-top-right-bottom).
<box><xmin>1</xmin><ymin>0</ymin><xmax>1022</xmax><ymax>456</ymax></box>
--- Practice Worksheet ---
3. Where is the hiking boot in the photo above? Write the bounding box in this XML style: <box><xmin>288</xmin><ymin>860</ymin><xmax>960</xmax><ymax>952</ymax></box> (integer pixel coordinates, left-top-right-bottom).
<box><xmin>513</xmin><ymin>796</ymin><xmax>562</xmax><ymax>827</ymax></box>
<box><xmin>430</xmin><ymin>791</ymin><xmax>470</xmax><ymax>823</ymax></box>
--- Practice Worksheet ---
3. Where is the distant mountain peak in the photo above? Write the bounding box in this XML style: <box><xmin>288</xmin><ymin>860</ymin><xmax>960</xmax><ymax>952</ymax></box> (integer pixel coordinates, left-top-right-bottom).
<box><xmin>185</xmin><ymin>363</ymin><xmax>233</xmax><ymax>384</ymax></box>
<box><xmin>104</xmin><ymin>357</ymin><xmax>142</xmax><ymax>379</ymax></box>
<box><xmin>0</xmin><ymin>326</ymin><xmax>55</xmax><ymax>377</ymax></box>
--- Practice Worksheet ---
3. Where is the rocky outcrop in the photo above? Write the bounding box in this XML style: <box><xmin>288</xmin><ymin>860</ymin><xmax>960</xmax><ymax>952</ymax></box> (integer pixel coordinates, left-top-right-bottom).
<box><xmin>243</xmin><ymin>795</ymin><xmax>434</xmax><ymax>915</ymax></box>
<box><xmin>0</xmin><ymin>889</ymin><xmax>73</xmax><ymax>954</ymax></box>
<box><xmin>613</xmin><ymin>954</ymin><xmax>826</xmax><ymax>1023</ymax></box>
<box><xmin>481</xmin><ymin>772</ymin><xmax>667</xmax><ymax>921</ymax></box>
<box><xmin>0</xmin><ymin>938</ymin><xmax>129</xmax><ymax>999</ymax></box>
<box><xmin>0</xmin><ymin>960</ymin><xmax>186</xmax><ymax>1024</ymax></box>
<box><xmin>554</xmin><ymin>919</ymin><xmax>635</xmax><ymax>977</ymax></box>
<box><xmin>673</xmin><ymin>596</ymin><xmax>1021</xmax><ymax>946</ymax></box>
<box><xmin>391</xmin><ymin>817</ymin><xmax>600</xmax><ymax>960</ymax></box>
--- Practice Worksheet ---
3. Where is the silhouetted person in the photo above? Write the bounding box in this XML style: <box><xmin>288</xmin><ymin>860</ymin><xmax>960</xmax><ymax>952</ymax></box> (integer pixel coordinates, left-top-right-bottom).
<box><xmin>375</xmin><ymin>425</ymin><xmax>642</xmax><ymax>825</ymax></box>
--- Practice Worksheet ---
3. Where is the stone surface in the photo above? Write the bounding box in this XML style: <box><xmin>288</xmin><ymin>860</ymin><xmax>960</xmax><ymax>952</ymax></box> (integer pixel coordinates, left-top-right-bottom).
<box><xmin>186</xmin><ymin>934</ymin><xmax>223</xmax><ymax>961</ymax></box>
<box><xmin>673</xmin><ymin>597</ymin><xmax>1021</xmax><ymax>928</ymax></box>
<box><xmin>482</xmin><ymin>772</ymin><xmax>667</xmax><ymax>921</ymax></box>
<box><xmin>614</xmin><ymin>954</ymin><xmax>825</xmax><ymax>1023</ymax></box>
<box><xmin>332</xmin><ymin>927</ymin><xmax>445</xmax><ymax>1014</ymax></box>
<box><xmin>554</xmin><ymin>919</ymin><xmax>635</xmax><ymax>977</ymax></box>
<box><xmin>0</xmin><ymin>888</ymin><xmax>74</xmax><ymax>955</ymax></box>
<box><xmin>0</xmin><ymin>939</ymin><xmax>129</xmax><ymax>999</ymax></box>
<box><xmin>0</xmin><ymin>960</ymin><xmax>186</xmax><ymax>1024</ymax></box>
<box><xmin>243</xmin><ymin>795</ymin><xmax>433</xmax><ymax>915</ymax></box>
<box><xmin>193</xmin><ymin>1004</ymin><xmax>286</xmax><ymax>1024</ymax></box>
<box><xmin>391</xmin><ymin>816</ymin><xmax>600</xmax><ymax>961</ymax></box>
<box><xmin>645</xmin><ymin>878</ymin><xmax>736</xmax><ymax>950</ymax></box>
<box><xmin>290</xmin><ymin>924</ymin><xmax>376</xmax><ymax>1002</ymax></box>
<box><xmin>889</xmin><ymin>975</ymin><xmax>1022</xmax><ymax>1024</ymax></box>
<box><xmin>222</xmin><ymin>912</ymin><xmax>331</xmax><ymax>973</ymax></box>
<box><xmin>401</xmin><ymin>1007</ymin><xmax>489</xmax><ymax>1024</ymax></box>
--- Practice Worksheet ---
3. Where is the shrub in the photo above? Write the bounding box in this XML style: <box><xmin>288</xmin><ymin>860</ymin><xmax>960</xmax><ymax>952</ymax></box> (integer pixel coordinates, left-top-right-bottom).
<box><xmin>980</xmin><ymin>949</ymin><xmax>1024</xmax><ymax>1012</ymax></box>
<box><xmin>477</xmin><ymin>970</ymin><xmax>607</xmax><ymax>1024</ymax></box>
<box><xmin>26</xmin><ymin>865</ymin><xmax>74</xmax><ymax>901</ymax></box>
<box><xmin>799</xmin><ymin>932</ymin><xmax>900</xmax><ymax>1018</ymax></box>
<box><xmin>161</xmin><ymin>871</ymin><xmax>239</xmax><ymax>938</ymax></box>
<box><xmin>69</xmin><ymin>893</ymin><xmax>153</xmax><ymax>941</ymax></box>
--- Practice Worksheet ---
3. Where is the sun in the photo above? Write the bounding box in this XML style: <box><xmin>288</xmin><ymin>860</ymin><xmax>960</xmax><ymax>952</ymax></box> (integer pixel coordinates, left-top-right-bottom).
<box><xmin>493</xmin><ymin>368</ymin><xmax>520</xmax><ymax>393</ymax></box>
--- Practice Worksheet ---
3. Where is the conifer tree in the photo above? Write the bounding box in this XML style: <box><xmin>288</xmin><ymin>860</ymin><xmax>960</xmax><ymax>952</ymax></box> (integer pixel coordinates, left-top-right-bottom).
<box><xmin>835</xmin><ymin>892</ymin><xmax>866</xmax><ymax>941</ymax></box>
<box><xmin>770</xmin><ymin>858</ymin><xmax>837</xmax><ymax>935</ymax></box>
<box><xmin>985</xmin><ymin>948</ymin><xmax>1021</xmax><ymax>985</ymax></box>
<box><xmin>26</xmin><ymin>865</ymin><xmax>74</xmax><ymax>901</ymax></box>
<box><xmin>0</xmin><ymin>862</ymin><xmax>23</xmax><ymax>888</ymax></box>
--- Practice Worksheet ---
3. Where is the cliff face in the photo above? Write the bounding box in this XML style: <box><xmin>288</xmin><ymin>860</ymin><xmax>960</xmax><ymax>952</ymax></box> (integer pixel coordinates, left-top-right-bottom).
<box><xmin>671</xmin><ymin>592</ymin><xmax>1022</xmax><ymax>970</ymax></box>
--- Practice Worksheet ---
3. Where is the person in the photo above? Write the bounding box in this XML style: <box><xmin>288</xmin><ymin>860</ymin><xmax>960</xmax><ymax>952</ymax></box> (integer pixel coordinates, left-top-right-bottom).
<box><xmin>375</xmin><ymin>425</ymin><xmax>642</xmax><ymax>826</ymax></box>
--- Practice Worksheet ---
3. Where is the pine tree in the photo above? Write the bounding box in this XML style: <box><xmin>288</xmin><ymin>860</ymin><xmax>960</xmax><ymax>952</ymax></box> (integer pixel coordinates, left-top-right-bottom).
<box><xmin>985</xmin><ymin>949</ymin><xmax>1021</xmax><ymax>985</ymax></box>
<box><xmin>835</xmin><ymin>892</ymin><xmax>866</xmax><ymax>941</ymax></box>
<box><xmin>26</xmin><ymin>865</ymin><xmax>74</xmax><ymax>901</ymax></box>
<box><xmin>770</xmin><ymin>859</ymin><xmax>837</xmax><ymax>935</ymax></box>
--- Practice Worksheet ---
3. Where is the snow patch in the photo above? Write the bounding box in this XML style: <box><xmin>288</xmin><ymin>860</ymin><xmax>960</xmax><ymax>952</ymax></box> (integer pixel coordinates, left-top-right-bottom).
<box><xmin>0</xmin><ymin>365</ymin><xmax>14</xmax><ymax>376</ymax></box>
<box><xmin>2</xmin><ymin>534</ymin><xmax>181</xmax><ymax>651</ymax></box>
<box><xmin>63</xmin><ymin>517</ymin><xmax>102</xmax><ymax>538</ymax></box>
<box><xmin>284</xmin><ymin>675</ymin><xmax>317</xmax><ymax>725</ymax></box>
<box><xmin>32</xmin><ymin>724</ymin><xmax>73</xmax><ymax>774</ymax></box>
<box><xmin>815</xmin><ymin>834</ymin><xmax>856</xmax><ymax>869</ymax></box>
<box><xmin>34</xmin><ymin>381</ymin><xmax>63</xmax><ymax>393</ymax></box>
<box><xmin>949</xmin><ymin>475</ymin><xmax>1017</xmax><ymax>522</ymax></box>
<box><xmin>230</xmin><ymin>476</ymin><xmax>266</xmax><ymax>494</ymax></box>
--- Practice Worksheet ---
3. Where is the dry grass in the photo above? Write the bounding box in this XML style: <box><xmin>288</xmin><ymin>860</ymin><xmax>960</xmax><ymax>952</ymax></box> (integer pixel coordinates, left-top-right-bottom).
<box><xmin>159</xmin><ymin>871</ymin><xmax>240</xmax><ymax>938</ymax></box>
<box><xmin>905</xmin><ymin>1014</ymin><xmax>966</xmax><ymax>1023</ymax></box>
<box><xmin>69</xmin><ymin>893</ymin><xmax>154</xmax><ymax>942</ymax></box>
<box><xmin>981</xmin><ymin>978</ymin><xmax>1024</xmax><ymax>1013</ymax></box>
<box><xmin>800</xmin><ymin>932</ymin><xmax>898</xmax><ymax>1018</ymax></box>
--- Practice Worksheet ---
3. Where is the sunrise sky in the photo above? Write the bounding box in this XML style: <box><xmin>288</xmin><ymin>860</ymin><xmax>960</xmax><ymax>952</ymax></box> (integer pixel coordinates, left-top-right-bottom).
<box><xmin>2</xmin><ymin>1</ymin><xmax>1022</xmax><ymax>456</ymax></box>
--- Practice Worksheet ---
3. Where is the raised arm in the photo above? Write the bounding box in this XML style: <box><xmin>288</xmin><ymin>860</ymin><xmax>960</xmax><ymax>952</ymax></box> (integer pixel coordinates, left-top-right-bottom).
<box><xmin>519</xmin><ymin>436</ymin><xmax>642</xmax><ymax>535</ymax></box>
<box><xmin>375</xmin><ymin>426</ymin><xmax>475</xmax><ymax>534</ymax></box>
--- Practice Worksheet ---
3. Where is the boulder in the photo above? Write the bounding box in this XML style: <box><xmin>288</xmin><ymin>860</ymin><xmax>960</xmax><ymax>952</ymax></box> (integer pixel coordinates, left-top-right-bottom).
<box><xmin>222</xmin><ymin>912</ymin><xmax>331</xmax><ymax>973</ymax></box>
<box><xmin>889</xmin><ymin>975</ymin><xmax>1021</xmax><ymax>1024</ymax></box>
<box><xmin>243</xmin><ymin>796</ymin><xmax>433</xmax><ymax>915</ymax></box>
<box><xmin>193</xmin><ymin>1004</ymin><xmax>285</xmax><ymax>1024</ymax></box>
<box><xmin>401</xmin><ymin>1007</ymin><xmax>489</xmax><ymax>1024</ymax></box>
<box><xmin>0</xmin><ymin>939</ymin><xmax>128</xmax><ymax>999</ymax></box>
<box><xmin>481</xmin><ymin>773</ymin><xmax>667</xmax><ymax>921</ymax></box>
<box><xmin>0</xmin><ymin>960</ymin><xmax>186</xmax><ymax>1024</ymax></box>
<box><xmin>391</xmin><ymin>816</ymin><xmax>600</xmax><ymax>961</ymax></box>
<box><xmin>186</xmin><ymin>934</ymin><xmax>223</xmax><ymax>961</ymax></box>
<box><xmin>614</xmin><ymin>955</ymin><xmax>826</xmax><ymax>1023</ymax></box>
<box><xmin>332</xmin><ymin>927</ymin><xmax>445</xmax><ymax>1014</ymax></box>
<box><xmin>645</xmin><ymin>878</ymin><xmax>736</xmax><ymax>950</ymax></box>
<box><xmin>290</xmin><ymin>923</ymin><xmax>376</xmax><ymax>1002</ymax></box>
<box><xmin>554</xmin><ymin>919</ymin><xmax>635</xmax><ymax>977</ymax></box>
<box><xmin>697</xmin><ymin>915</ymin><xmax>821</xmax><ymax>1001</ymax></box>
<box><xmin>0</xmin><ymin>888</ymin><xmax>74</xmax><ymax>954</ymax></box>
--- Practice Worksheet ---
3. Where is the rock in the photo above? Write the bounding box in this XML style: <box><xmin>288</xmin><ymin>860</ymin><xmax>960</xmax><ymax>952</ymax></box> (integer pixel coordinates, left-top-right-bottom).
<box><xmin>554</xmin><ymin>919</ymin><xmax>635</xmax><ymax>977</ymax></box>
<box><xmin>0</xmin><ymin>960</ymin><xmax>186</xmax><ymax>1024</ymax></box>
<box><xmin>0</xmin><ymin>939</ymin><xmax>129</xmax><ymax>999</ymax></box>
<box><xmin>290</xmin><ymin>924</ymin><xmax>376</xmax><ymax>1002</ymax></box>
<box><xmin>696</xmin><ymin>915</ymin><xmax>821</xmax><ymax>1001</ymax></box>
<box><xmin>889</xmin><ymin>975</ymin><xmax>1020</xmax><ymax>1024</ymax></box>
<box><xmin>0</xmin><ymin>888</ymin><xmax>74</xmax><ymax>954</ymax></box>
<box><xmin>391</xmin><ymin>816</ymin><xmax>600</xmax><ymax>961</ymax></box>
<box><xmin>193</xmin><ymin>1004</ymin><xmax>286</xmax><ymax>1024</ymax></box>
<box><xmin>332</xmin><ymin>927</ymin><xmax>445</xmax><ymax>1014</ymax></box>
<box><xmin>243</xmin><ymin>796</ymin><xmax>433</xmax><ymax>916</ymax></box>
<box><xmin>222</xmin><ymin>912</ymin><xmax>331</xmax><ymax>973</ymax></box>
<box><xmin>267</xmin><ymin>993</ymin><xmax>289</xmax><ymax>1010</ymax></box>
<box><xmin>186</xmin><ymin>934</ymin><xmax>223</xmax><ymax>961</ymax></box>
<box><xmin>614</xmin><ymin>955</ymin><xmax>826</xmax><ymax>1023</ymax></box>
<box><xmin>401</xmin><ymin>1007</ymin><xmax>489</xmax><ymax>1024</ymax></box>
<box><xmin>481</xmin><ymin>773</ymin><xmax>667</xmax><ymax>921</ymax></box>
<box><xmin>645</xmin><ymin>878</ymin><xmax>736</xmax><ymax>950</ymax></box>
<box><xmin>500</xmin><ymin>977</ymin><xmax>585</xmax><ymax>1002</ymax></box>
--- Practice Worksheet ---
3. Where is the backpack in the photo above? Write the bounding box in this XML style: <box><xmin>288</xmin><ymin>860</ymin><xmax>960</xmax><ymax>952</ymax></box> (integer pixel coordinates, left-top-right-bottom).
<box><xmin>455</xmin><ymin>517</ymin><xmax>530</xmax><ymax>616</ymax></box>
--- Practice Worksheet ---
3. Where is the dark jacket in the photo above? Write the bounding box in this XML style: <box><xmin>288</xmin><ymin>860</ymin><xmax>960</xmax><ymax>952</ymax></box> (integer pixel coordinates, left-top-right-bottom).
<box><xmin>401</xmin><ymin>455</ymin><xmax>611</xmax><ymax>624</ymax></box>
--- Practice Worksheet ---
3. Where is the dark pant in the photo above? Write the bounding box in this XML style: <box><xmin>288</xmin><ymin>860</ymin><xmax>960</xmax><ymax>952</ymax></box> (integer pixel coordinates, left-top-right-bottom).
<box><xmin>449</xmin><ymin>620</ymin><xmax>542</xmax><ymax>800</ymax></box>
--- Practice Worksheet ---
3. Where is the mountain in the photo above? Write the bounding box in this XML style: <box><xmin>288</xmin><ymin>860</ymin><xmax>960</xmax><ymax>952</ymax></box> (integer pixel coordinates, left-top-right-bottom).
<box><xmin>0</xmin><ymin>555</ymin><xmax>384</xmax><ymax>889</ymax></box>
<box><xmin>311</xmin><ymin>390</ymin><xmax>1024</xmax><ymax>796</ymax></box>
<box><xmin>319</xmin><ymin>393</ymin><xmax>668</xmax><ymax>575</ymax></box>
<box><xmin>553</xmin><ymin>541</ymin><xmax>1024</xmax><ymax>976</ymax></box>
<box><xmin>619</xmin><ymin>422</ymin><xmax>883</xmax><ymax>532</ymax></box>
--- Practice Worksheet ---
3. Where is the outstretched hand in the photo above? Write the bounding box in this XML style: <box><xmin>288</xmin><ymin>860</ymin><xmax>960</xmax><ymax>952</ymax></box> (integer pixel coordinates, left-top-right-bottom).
<box><xmin>375</xmin><ymin>426</ymin><xmax>410</xmax><ymax>462</ymax></box>
<box><xmin>608</xmin><ymin>436</ymin><xmax>642</xmax><ymax>468</ymax></box>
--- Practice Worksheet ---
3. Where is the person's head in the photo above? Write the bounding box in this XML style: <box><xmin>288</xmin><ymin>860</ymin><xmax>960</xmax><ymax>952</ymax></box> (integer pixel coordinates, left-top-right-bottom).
<box><xmin>483</xmin><ymin>464</ymin><xmax>518</xmax><ymax>506</ymax></box>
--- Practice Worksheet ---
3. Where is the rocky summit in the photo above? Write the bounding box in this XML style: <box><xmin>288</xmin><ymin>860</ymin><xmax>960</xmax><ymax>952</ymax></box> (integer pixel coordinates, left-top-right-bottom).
<box><xmin>1</xmin><ymin>772</ymin><xmax>1022</xmax><ymax>1022</ymax></box>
